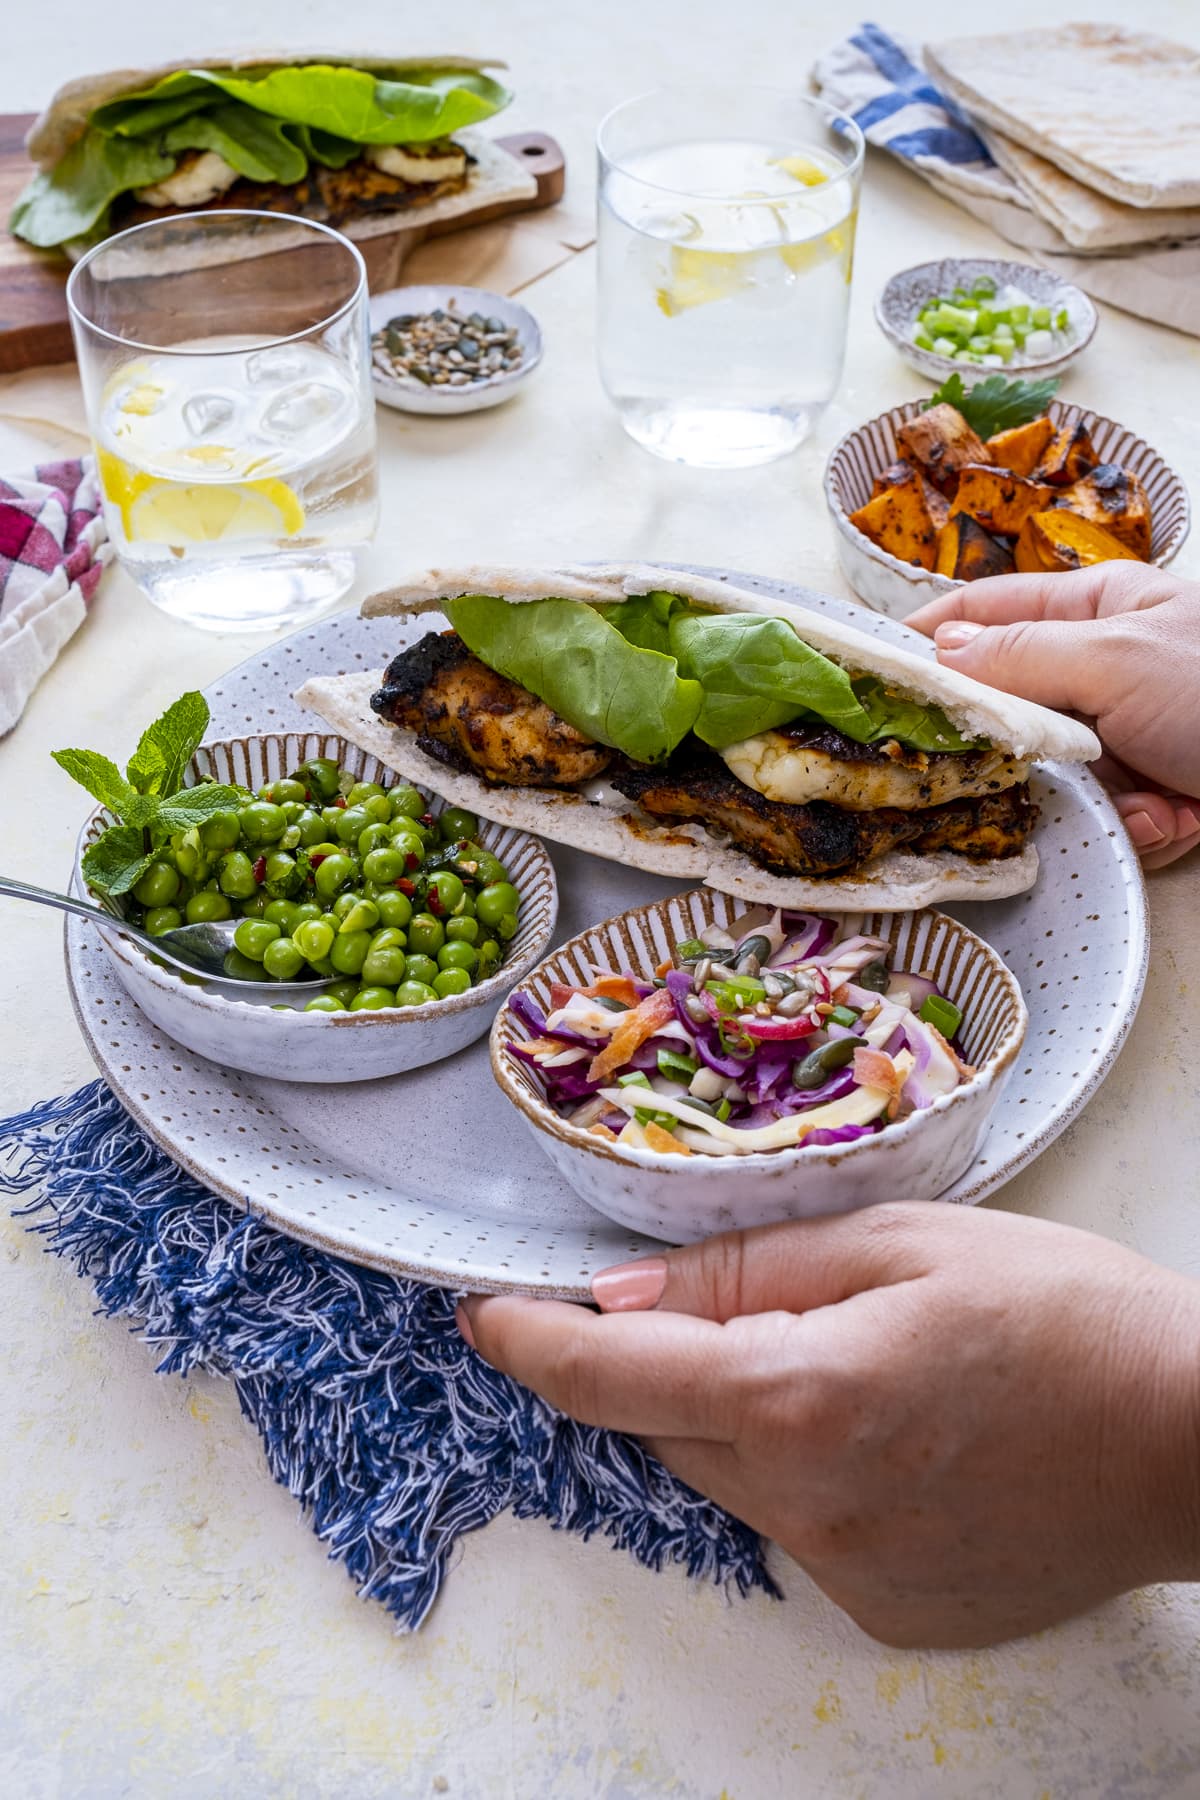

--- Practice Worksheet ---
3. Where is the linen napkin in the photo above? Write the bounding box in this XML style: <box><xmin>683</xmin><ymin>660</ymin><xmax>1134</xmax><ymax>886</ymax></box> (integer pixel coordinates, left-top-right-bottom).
<box><xmin>813</xmin><ymin>24</ymin><xmax>1200</xmax><ymax>338</ymax></box>
<box><xmin>0</xmin><ymin>1082</ymin><xmax>775</xmax><ymax>1630</ymax></box>
<box><xmin>0</xmin><ymin>455</ymin><xmax>109</xmax><ymax>737</ymax></box>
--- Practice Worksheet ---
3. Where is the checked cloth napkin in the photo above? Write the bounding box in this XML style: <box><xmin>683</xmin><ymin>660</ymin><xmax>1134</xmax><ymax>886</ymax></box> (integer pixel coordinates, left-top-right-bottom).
<box><xmin>0</xmin><ymin>457</ymin><xmax>110</xmax><ymax>738</ymax></box>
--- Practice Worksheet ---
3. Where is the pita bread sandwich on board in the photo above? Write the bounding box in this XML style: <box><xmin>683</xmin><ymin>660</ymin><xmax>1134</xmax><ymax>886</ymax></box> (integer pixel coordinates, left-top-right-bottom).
<box><xmin>295</xmin><ymin>565</ymin><xmax>1100</xmax><ymax>912</ymax></box>
<box><xmin>10</xmin><ymin>53</ymin><xmax>533</xmax><ymax>259</ymax></box>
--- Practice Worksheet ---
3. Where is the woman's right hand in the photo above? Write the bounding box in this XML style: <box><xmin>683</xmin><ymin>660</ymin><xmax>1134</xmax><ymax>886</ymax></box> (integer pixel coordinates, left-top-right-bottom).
<box><xmin>906</xmin><ymin>563</ymin><xmax>1200</xmax><ymax>869</ymax></box>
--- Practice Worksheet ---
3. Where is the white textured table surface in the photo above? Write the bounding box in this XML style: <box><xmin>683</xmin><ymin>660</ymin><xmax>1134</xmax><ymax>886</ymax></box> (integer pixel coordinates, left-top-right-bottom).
<box><xmin>3</xmin><ymin>5</ymin><xmax>1200</xmax><ymax>1796</ymax></box>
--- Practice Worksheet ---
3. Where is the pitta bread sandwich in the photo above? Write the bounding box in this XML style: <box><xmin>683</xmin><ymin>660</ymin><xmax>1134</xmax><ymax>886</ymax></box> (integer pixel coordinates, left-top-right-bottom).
<box><xmin>11</xmin><ymin>53</ymin><xmax>534</xmax><ymax>257</ymax></box>
<box><xmin>295</xmin><ymin>565</ymin><xmax>1100</xmax><ymax>911</ymax></box>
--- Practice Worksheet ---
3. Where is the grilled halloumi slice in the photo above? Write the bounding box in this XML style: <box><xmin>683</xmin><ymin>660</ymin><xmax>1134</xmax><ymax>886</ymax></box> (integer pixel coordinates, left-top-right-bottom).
<box><xmin>135</xmin><ymin>151</ymin><xmax>241</xmax><ymax>208</ymax></box>
<box><xmin>365</xmin><ymin>139</ymin><xmax>468</xmax><ymax>184</ymax></box>
<box><xmin>721</xmin><ymin>731</ymin><xmax>1029</xmax><ymax>813</ymax></box>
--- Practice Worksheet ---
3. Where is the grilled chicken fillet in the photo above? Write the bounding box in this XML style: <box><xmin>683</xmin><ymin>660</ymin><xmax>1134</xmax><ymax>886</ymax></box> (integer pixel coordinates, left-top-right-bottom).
<box><xmin>610</xmin><ymin>754</ymin><xmax>1035</xmax><ymax>876</ymax></box>
<box><xmin>118</xmin><ymin>154</ymin><xmax>470</xmax><ymax>232</ymax></box>
<box><xmin>371</xmin><ymin>632</ymin><xmax>612</xmax><ymax>788</ymax></box>
<box><xmin>722</xmin><ymin>721</ymin><xmax>1030</xmax><ymax>812</ymax></box>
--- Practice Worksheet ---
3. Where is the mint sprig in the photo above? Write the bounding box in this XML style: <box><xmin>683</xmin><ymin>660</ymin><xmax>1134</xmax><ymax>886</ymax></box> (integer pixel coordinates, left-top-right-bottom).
<box><xmin>54</xmin><ymin>691</ymin><xmax>242</xmax><ymax>896</ymax></box>
<box><xmin>925</xmin><ymin>372</ymin><xmax>1060</xmax><ymax>439</ymax></box>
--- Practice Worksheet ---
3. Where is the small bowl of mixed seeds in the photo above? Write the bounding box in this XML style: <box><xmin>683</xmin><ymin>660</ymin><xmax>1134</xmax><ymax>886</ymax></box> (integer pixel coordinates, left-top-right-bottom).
<box><xmin>368</xmin><ymin>284</ymin><xmax>543</xmax><ymax>416</ymax></box>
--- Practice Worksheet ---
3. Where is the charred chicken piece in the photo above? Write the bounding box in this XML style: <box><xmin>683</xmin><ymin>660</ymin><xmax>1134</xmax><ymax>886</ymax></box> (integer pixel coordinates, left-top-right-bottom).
<box><xmin>611</xmin><ymin>753</ymin><xmax>1034</xmax><ymax>876</ymax></box>
<box><xmin>372</xmin><ymin>632</ymin><xmax>612</xmax><ymax>788</ymax></box>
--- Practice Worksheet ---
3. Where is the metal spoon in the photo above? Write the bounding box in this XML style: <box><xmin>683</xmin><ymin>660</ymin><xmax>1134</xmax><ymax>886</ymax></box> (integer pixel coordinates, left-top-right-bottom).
<box><xmin>0</xmin><ymin>875</ymin><xmax>327</xmax><ymax>998</ymax></box>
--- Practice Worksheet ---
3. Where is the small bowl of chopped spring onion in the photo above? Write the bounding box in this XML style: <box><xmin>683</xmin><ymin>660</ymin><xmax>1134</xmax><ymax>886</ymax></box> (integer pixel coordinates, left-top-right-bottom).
<box><xmin>491</xmin><ymin>887</ymin><xmax>1027</xmax><ymax>1242</ymax></box>
<box><xmin>368</xmin><ymin>284</ymin><xmax>543</xmax><ymax>415</ymax></box>
<box><xmin>876</xmin><ymin>258</ymin><xmax>1096</xmax><ymax>383</ymax></box>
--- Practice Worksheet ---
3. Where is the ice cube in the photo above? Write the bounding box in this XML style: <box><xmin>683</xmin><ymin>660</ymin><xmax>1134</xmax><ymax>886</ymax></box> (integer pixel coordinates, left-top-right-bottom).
<box><xmin>182</xmin><ymin>391</ymin><xmax>236</xmax><ymax>438</ymax></box>
<box><xmin>246</xmin><ymin>344</ymin><xmax>321</xmax><ymax>386</ymax></box>
<box><xmin>260</xmin><ymin>380</ymin><xmax>348</xmax><ymax>441</ymax></box>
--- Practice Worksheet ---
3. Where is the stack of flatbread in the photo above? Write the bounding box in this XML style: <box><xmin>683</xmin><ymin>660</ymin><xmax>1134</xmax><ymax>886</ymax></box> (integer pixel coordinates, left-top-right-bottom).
<box><xmin>926</xmin><ymin>24</ymin><xmax>1200</xmax><ymax>251</ymax></box>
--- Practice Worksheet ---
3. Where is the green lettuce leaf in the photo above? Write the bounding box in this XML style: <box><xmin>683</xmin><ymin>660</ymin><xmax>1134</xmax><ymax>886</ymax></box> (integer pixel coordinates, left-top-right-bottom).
<box><xmin>446</xmin><ymin>596</ymin><xmax>702</xmax><ymax>764</ymax></box>
<box><xmin>606</xmin><ymin>591</ymin><xmax>683</xmax><ymax>656</ymax></box>
<box><xmin>850</xmin><ymin>678</ymin><xmax>980</xmax><ymax>753</ymax></box>
<box><xmin>286</xmin><ymin>123</ymin><xmax>362</xmax><ymax>169</ymax></box>
<box><xmin>668</xmin><ymin>612</ymin><xmax>874</xmax><ymax>749</ymax></box>
<box><xmin>9</xmin><ymin>129</ymin><xmax>173</xmax><ymax>246</ymax></box>
<box><xmin>90</xmin><ymin>64</ymin><xmax>509</xmax><ymax>147</ymax></box>
<box><xmin>92</xmin><ymin>84</ymin><xmax>217</xmax><ymax>136</ymax></box>
<box><xmin>162</xmin><ymin>103</ymin><xmax>307</xmax><ymax>184</ymax></box>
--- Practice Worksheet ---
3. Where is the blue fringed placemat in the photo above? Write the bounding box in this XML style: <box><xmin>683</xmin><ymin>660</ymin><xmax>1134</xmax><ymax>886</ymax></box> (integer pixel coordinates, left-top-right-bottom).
<box><xmin>0</xmin><ymin>1080</ymin><xmax>776</xmax><ymax>1629</ymax></box>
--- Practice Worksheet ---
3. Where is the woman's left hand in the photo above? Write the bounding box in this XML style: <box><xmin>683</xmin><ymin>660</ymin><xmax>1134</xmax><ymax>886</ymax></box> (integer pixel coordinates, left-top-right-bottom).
<box><xmin>459</xmin><ymin>1204</ymin><xmax>1200</xmax><ymax>1648</ymax></box>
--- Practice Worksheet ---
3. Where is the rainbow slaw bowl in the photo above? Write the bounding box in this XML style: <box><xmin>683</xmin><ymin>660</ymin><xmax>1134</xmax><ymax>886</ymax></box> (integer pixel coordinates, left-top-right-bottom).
<box><xmin>491</xmin><ymin>889</ymin><xmax>1027</xmax><ymax>1240</ymax></box>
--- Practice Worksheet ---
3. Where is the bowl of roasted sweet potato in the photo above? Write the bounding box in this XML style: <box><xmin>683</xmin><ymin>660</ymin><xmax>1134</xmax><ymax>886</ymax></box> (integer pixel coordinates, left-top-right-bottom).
<box><xmin>824</xmin><ymin>375</ymin><xmax>1190</xmax><ymax>617</ymax></box>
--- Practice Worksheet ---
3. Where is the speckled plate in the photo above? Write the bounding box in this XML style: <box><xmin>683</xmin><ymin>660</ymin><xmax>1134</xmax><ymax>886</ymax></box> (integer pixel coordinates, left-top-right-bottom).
<box><xmin>62</xmin><ymin>571</ymin><xmax>1148</xmax><ymax>1296</ymax></box>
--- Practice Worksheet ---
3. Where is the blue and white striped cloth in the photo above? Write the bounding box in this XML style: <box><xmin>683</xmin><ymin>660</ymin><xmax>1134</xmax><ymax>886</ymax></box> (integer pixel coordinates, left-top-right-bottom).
<box><xmin>813</xmin><ymin>23</ymin><xmax>1025</xmax><ymax>208</ymax></box>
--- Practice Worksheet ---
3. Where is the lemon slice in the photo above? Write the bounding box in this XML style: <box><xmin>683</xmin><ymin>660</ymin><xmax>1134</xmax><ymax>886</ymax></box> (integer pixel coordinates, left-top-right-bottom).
<box><xmin>96</xmin><ymin>447</ymin><xmax>140</xmax><ymax>512</ymax></box>
<box><xmin>769</xmin><ymin>154</ymin><xmax>830</xmax><ymax>188</ymax></box>
<box><xmin>656</xmin><ymin>248</ymin><xmax>753</xmax><ymax>316</ymax></box>
<box><xmin>122</xmin><ymin>477</ymin><xmax>305</xmax><ymax>546</ymax></box>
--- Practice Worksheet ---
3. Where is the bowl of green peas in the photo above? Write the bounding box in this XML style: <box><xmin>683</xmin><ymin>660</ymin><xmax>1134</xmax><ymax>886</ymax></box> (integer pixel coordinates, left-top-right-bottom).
<box><xmin>875</xmin><ymin>256</ymin><xmax>1097</xmax><ymax>383</ymax></box>
<box><xmin>73</xmin><ymin>731</ymin><xmax>558</xmax><ymax>1082</ymax></box>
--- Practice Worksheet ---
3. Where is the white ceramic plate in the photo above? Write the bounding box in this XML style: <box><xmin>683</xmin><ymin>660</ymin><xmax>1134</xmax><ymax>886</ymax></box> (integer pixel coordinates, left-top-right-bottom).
<box><xmin>63</xmin><ymin>573</ymin><xmax>1148</xmax><ymax>1296</ymax></box>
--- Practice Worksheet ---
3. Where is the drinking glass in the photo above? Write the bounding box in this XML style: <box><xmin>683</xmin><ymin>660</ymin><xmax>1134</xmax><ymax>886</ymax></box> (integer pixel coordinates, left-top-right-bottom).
<box><xmin>596</xmin><ymin>88</ymin><xmax>864</xmax><ymax>468</ymax></box>
<box><xmin>68</xmin><ymin>211</ymin><xmax>379</xmax><ymax>632</ymax></box>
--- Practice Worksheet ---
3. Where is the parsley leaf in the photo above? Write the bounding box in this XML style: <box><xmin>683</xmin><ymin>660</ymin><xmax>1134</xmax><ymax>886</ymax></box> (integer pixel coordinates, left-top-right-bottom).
<box><xmin>924</xmin><ymin>372</ymin><xmax>1060</xmax><ymax>439</ymax></box>
<box><xmin>125</xmin><ymin>691</ymin><xmax>210</xmax><ymax>796</ymax></box>
<box><xmin>81</xmin><ymin>825</ymin><xmax>155</xmax><ymax>897</ymax></box>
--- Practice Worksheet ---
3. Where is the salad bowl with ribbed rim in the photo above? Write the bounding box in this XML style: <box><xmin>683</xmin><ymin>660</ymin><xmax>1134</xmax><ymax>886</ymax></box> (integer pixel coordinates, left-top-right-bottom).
<box><xmin>490</xmin><ymin>891</ymin><xmax>1028</xmax><ymax>1243</ymax></box>
<box><xmin>60</xmin><ymin>574</ymin><xmax>1147</xmax><ymax>1294</ymax></box>
<box><xmin>72</xmin><ymin>730</ymin><xmax>558</xmax><ymax>1083</ymax></box>
<box><xmin>824</xmin><ymin>396</ymin><xmax>1190</xmax><ymax>617</ymax></box>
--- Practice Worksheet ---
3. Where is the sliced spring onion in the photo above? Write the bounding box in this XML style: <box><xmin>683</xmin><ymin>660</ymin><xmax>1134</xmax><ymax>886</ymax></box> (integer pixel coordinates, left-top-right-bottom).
<box><xmin>828</xmin><ymin>1004</ymin><xmax>860</xmax><ymax>1029</ymax></box>
<box><xmin>657</xmin><ymin>1046</ymin><xmax>700</xmax><ymax>1081</ymax></box>
<box><xmin>919</xmin><ymin>994</ymin><xmax>963</xmax><ymax>1040</ymax></box>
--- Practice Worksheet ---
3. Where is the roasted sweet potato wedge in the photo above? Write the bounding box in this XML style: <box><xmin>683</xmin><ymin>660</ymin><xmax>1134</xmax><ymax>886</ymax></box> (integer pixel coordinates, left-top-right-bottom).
<box><xmin>935</xmin><ymin>514</ymin><xmax>1015</xmax><ymax>581</ymax></box>
<box><xmin>985</xmin><ymin>417</ymin><xmax>1056</xmax><ymax>478</ymax></box>
<box><xmin>1056</xmin><ymin>464</ymin><xmax>1152</xmax><ymax>559</ymax></box>
<box><xmin>1035</xmin><ymin>421</ymin><xmax>1098</xmax><ymax>487</ymax></box>
<box><xmin>1023</xmin><ymin>510</ymin><xmax>1141</xmax><ymax>571</ymax></box>
<box><xmin>951</xmin><ymin>463</ymin><xmax>1054</xmax><ymax>537</ymax></box>
<box><xmin>870</xmin><ymin>459</ymin><xmax>950</xmax><ymax>525</ymax></box>
<box><xmin>1015</xmin><ymin>515</ymin><xmax>1053</xmax><ymax>574</ymax></box>
<box><xmin>849</xmin><ymin>476</ymin><xmax>943</xmax><ymax>571</ymax></box>
<box><xmin>871</xmin><ymin>458</ymin><xmax>915</xmax><ymax>498</ymax></box>
<box><xmin>895</xmin><ymin>404</ymin><xmax>992</xmax><ymax>497</ymax></box>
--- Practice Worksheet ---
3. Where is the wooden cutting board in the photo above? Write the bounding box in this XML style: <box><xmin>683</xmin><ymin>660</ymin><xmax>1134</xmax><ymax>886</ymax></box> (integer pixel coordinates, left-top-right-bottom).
<box><xmin>0</xmin><ymin>119</ymin><xmax>565</xmax><ymax>375</ymax></box>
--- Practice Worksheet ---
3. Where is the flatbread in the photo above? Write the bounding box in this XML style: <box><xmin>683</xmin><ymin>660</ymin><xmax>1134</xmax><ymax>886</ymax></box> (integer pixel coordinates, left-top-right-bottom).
<box><xmin>359</xmin><ymin>562</ymin><xmax>1101</xmax><ymax>763</ymax></box>
<box><xmin>26</xmin><ymin>52</ymin><xmax>507</xmax><ymax>167</ymax></box>
<box><xmin>981</xmin><ymin>128</ymin><xmax>1200</xmax><ymax>252</ymax></box>
<box><xmin>292</xmin><ymin>563</ymin><xmax>1099</xmax><ymax>910</ymax></box>
<box><xmin>296</xmin><ymin>666</ymin><xmax>1040</xmax><ymax>911</ymax></box>
<box><xmin>926</xmin><ymin>26</ymin><xmax>1200</xmax><ymax>210</ymax></box>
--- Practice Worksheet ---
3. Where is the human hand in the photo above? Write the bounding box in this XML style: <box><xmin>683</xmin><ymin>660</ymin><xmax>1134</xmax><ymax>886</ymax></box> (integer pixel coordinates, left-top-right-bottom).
<box><xmin>906</xmin><ymin>563</ymin><xmax>1200</xmax><ymax>868</ymax></box>
<box><xmin>459</xmin><ymin>1205</ymin><xmax>1200</xmax><ymax>1648</ymax></box>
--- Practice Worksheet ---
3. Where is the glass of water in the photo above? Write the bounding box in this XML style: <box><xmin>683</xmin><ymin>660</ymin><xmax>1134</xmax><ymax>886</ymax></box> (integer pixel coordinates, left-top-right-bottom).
<box><xmin>597</xmin><ymin>88</ymin><xmax>864</xmax><ymax>468</ymax></box>
<box><xmin>68</xmin><ymin>211</ymin><xmax>379</xmax><ymax>632</ymax></box>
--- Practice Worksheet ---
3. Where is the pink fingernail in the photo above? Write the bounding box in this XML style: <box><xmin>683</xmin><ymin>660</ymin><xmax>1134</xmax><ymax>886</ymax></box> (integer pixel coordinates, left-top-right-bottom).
<box><xmin>455</xmin><ymin>1302</ymin><xmax>476</xmax><ymax>1349</ymax></box>
<box><xmin>1126</xmin><ymin>809</ymin><xmax>1168</xmax><ymax>849</ymax></box>
<box><xmin>1177</xmin><ymin>807</ymin><xmax>1200</xmax><ymax>838</ymax></box>
<box><xmin>934</xmin><ymin>622</ymin><xmax>982</xmax><ymax>650</ymax></box>
<box><xmin>591</xmin><ymin>1257</ymin><xmax>668</xmax><ymax>1312</ymax></box>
